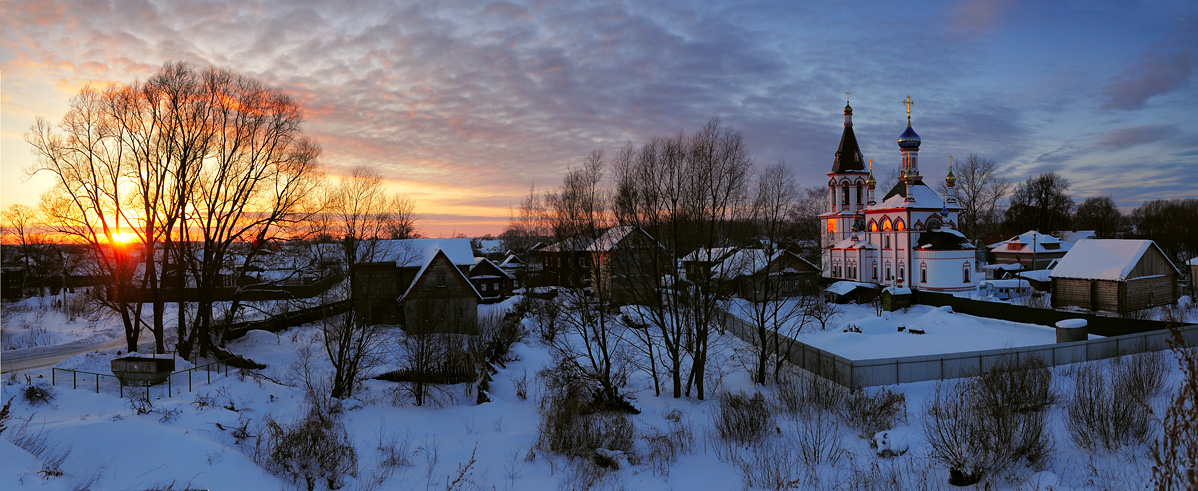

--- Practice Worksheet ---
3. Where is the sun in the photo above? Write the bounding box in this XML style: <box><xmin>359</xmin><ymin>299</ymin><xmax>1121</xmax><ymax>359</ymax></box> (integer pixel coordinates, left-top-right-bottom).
<box><xmin>110</xmin><ymin>231</ymin><xmax>138</xmax><ymax>244</ymax></box>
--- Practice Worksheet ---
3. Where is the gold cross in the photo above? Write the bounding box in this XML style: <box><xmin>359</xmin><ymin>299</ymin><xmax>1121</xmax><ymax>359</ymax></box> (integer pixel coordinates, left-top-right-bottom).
<box><xmin>845</xmin><ymin>91</ymin><xmax>851</xmax><ymax>104</ymax></box>
<box><xmin>948</xmin><ymin>155</ymin><xmax>953</xmax><ymax>170</ymax></box>
<box><xmin>868</xmin><ymin>158</ymin><xmax>873</xmax><ymax>172</ymax></box>
<box><xmin>903</xmin><ymin>95</ymin><xmax>914</xmax><ymax>118</ymax></box>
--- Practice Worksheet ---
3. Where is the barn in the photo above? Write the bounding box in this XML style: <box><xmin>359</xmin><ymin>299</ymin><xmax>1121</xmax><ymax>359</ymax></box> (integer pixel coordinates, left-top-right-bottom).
<box><xmin>1049</xmin><ymin>239</ymin><xmax>1179</xmax><ymax>315</ymax></box>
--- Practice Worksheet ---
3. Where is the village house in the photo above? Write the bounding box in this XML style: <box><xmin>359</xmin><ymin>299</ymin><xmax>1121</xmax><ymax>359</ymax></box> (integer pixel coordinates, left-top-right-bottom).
<box><xmin>468</xmin><ymin>257</ymin><xmax>514</xmax><ymax>303</ymax></box>
<box><xmin>988</xmin><ymin>230</ymin><xmax>1070</xmax><ymax>270</ymax></box>
<box><xmin>351</xmin><ymin>238</ymin><xmax>480</xmax><ymax>333</ymax></box>
<box><xmin>1049</xmin><ymin>239</ymin><xmax>1179</xmax><ymax>315</ymax></box>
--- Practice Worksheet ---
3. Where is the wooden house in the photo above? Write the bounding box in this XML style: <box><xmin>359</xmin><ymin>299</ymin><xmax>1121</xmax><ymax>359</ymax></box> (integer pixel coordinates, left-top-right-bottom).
<box><xmin>1050</xmin><ymin>239</ymin><xmax>1180</xmax><ymax>315</ymax></box>
<box><xmin>540</xmin><ymin>236</ymin><xmax>594</xmax><ymax>288</ymax></box>
<box><xmin>351</xmin><ymin>238</ymin><xmax>478</xmax><ymax>331</ymax></box>
<box><xmin>469</xmin><ymin>257</ymin><xmax>514</xmax><ymax>303</ymax></box>
<box><xmin>398</xmin><ymin>249</ymin><xmax>481</xmax><ymax>335</ymax></box>
<box><xmin>586</xmin><ymin>226</ymin><xmax>666</xmax><ymax>305</ymax></box>
<box><xmin>716</xmin><ymin>248</ymin><xmax>821</xmax><ymax>300</ymax></box>
<box><xmin>988</xmin><ymin>231</ymin><xmax>1070</xmax><ymax>270</ymax></box>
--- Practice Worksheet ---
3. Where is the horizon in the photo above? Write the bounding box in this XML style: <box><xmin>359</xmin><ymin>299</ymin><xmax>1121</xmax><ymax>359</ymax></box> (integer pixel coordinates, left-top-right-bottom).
<box><xmin>3</xmin><ymin>0</ymin><xmax>1196</xmax><ymax>237</ymax></box>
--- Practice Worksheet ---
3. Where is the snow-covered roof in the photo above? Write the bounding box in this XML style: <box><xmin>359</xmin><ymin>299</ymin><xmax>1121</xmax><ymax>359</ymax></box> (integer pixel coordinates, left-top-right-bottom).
<box><xmin>371</xmin><ymin>238</ymin><xmax>476</xmax><ymax>267</ymax></box>
<box><xmin>681</xmin><ymin>247</ymin><xmax>738</xmax><ymax>263</ymax></box>
<box><xmin>1016</xmin><ymin>270</ymin><xmax>1052</xmax><ymax>282</ymax></box>
<box><xmin>831</xmin><ymin>233</ymin><xmax>877</xmax><ymax>250</ymax></box>
<box><xmin>981</xmin><ymin>279</ymin><xmax>1030</xmax><ymax>289</ymax></box>
<box><xmin>981</xmin><ymin>263</ymin><xmax>1023</xmax><ymax>272</ymax></box>
<box><xmin>988</xmin><ymin>231</ymin><xmax>1069</xmax><ymax>254</ymax></box>
<box><xmin>1189</xmin><ymin>257</ymin><xmax>1198</xmax><ymax>266</ymax></box>
<box><xmin>883</xmin><ymin>286</ymin><xmax>912</xmax><ymax>295</ymax></box>
<box><xmin>477</xmin><ymin>239</ymin><xmax>504</xmax><ymax>253</ymax></box>
<box><xmin>826</xmin><ymin>280</ymin><xmax>876</xmax><ymax>295</ymax></box>
<box><xmin>586</xmin><ymin>225</ymin><xmax>635</xmax><ymax>252</ymax></box>
<box><xmin>470</xmin><ymin>257</ymin><xmax>513</xmax><ymax>279</ymax></box>
<box><xmin>398</xmin><ymin>249</ymin><xmax>482</xmax><ymax>303</ymax></box>
<box><xmin>1060</xmin><ymin>230</ymin><xmax>1096</xmax><ymax>243</ymax></box>
<box><xmin>540</xmin><ymin>236</ymin><xmax>594</xmax><ymax>253</ymax></box>
<box><xmin>1049</xmin><ymin>239</ymin><xmax>1177</xmax><ymax>281</ymax></box>
<box><xmin>499</xmin><ymin>254</ymin><xmax>524</xmax><ymax>268</ymax></box>
<box><xmin>874</xmin><ymin>181</ymin><xmax>953</xmax><ymax>210</ymax></box>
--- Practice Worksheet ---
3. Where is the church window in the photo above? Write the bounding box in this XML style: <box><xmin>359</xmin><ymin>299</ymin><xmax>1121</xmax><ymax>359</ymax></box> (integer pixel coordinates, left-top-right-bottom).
<box><xmin>898</xmin><ymin>264</ymin><xmax>904</xmax><ymax>281</ymax></box>
<box><xmin>827</xmin><ymin>220</ymin><xmax>837</xmax><ymax>233</ymax></box>
<box><xmin>885</xmin><ymin>235</ymin><xmax>890</xmax><ymax>249</ymax></box>
<box><xmin>856</xmin><ymin>183</ymin><xmax>863</xmax><ymax>205</ymax></box>
<box><xmin>872</xmin><ymin>262</ymin><xmax>878</xmax><ymax>280</ymax></box>
<box><xmin>928</xmin><ymin>218</ymin><xmax>941</xmax><ymax>230</ymax></box>
<box><xmin>963</xmin><ymin>263</ymin><xmax>971</xmax><ymax>283</ymax></box>
<box><xmin>842</xmin><ymin>185</ymin><xmax>850</xmax><ymax>205</ymax></box>
<box><xmin>895</xmin><ymin>219</ymin><xmax>905</xmax><ymax>231</ymax></box>
<box><xmin>869</xmin><ymin>221</ymin><xmax>878</xmax><ymax>232</ymax></box>
<box><xmin>921</xmin><ymin>263</ymin><xmax>927</xmax><ymax>283</ymax></box>
<box><xmin>882</xmin><ymin>218</ymin><xmax>893</xmax><ymax>231</ymax></box>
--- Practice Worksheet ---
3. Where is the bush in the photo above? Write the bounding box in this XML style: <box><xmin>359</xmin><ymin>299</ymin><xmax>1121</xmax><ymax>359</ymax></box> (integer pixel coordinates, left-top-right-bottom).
<box><xmin>0</xmin><ymin>396</ymin><xmax>12</xmax><ymax>436</ymax></box>
<box><xmin>1151</xmin><ymin>327</ymin><xmax>1198</xmax><ymax>490</ymax></box>
<box><xmin>1066</xmin><ymin>362</ymin><xmax>1152</xmax><ymax>451</ymax></box>
<box><xmin>534</xmin><ymin>362</ymin><xmax>636</xmax><ymax>464</ymax></box>
<box><xmin>923</xmin><ymin>357</ymin><xmax>1054</xmax><ymax>486</ymax></box>
<box><xmin>1114</xmin><ymin>350</ymin><xmax>1167</xmax><ymax>404</ymax></box>
<box><xmin>261</xmin><ymin>401</ymin><xmax>358</xmax><ymax>491</ymax></box>
<box><xmin>842</xmin><ymin>387</ymin><xmax>907</xmax><ymax>439</ymax></box>
<box><xmin>773</xmin><ymin>370</ymin><xmax>846</xmax><ymax>418</ymax></box>
<box><xmin>793</xmin><ymin>409</ymin><xmax>846</xmax><ymax>467</ymax></box>
<box><xmin>642</xmin><ymin>409</ymin><xmax>694</xmax><ymax>477</ymax></box>
<box><xmin>21</xmin><ymin>376</ymin><xmax>54</xmax><ymax>405</ymax></box>
<box><xmin>713</xmin><ymin>391</ymin><xmax>773</xmax><ymax>445</ymax></box>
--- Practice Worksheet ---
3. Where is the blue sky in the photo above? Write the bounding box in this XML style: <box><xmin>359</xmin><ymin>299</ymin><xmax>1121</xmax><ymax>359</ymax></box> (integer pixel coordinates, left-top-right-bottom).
<box><xmin>2</xmin><ymin>0</ymin><xmax>1195</xmax><ymax>236</ymax></box>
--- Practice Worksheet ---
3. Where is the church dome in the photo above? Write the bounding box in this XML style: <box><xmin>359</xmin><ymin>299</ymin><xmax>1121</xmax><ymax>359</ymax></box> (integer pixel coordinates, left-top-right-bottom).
<box><xmin>898</xmin><ymin>123</ymin><xmax>921</xmax><ymax>149</ymax></box>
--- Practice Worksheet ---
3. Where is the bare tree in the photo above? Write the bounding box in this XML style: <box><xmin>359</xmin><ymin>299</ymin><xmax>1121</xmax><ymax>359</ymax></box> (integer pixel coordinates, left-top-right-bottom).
<box><xmin>1073</xmin><ymin>196</ymin><xmax>1122</xmax><ymax>238</ymax></box>
<box><xmin>1</xmin><ymin>204</ymin><xmax>50</xmax><ymax>298</ymax></box>
<box><xmin>936</xmin><ymin>154</ymin><xmax>1010</xmax><ymax>240</ymax></box>
<box><xmin>320</xmin><ymin>167</ymin><xmax>410</xmax><ymax>399</ymax></box>
<box><xmin>545</xmin><ymin>151</ymin><xmax>630</xmax><ymax>408</ymax></box>
<box><xmin>1003</xmin><ymin>172</ymin><xmax>1074</xmax><ymax>235</ymax></box>
<box><xmin>742</xmin><ymin>163</ymin><xmax>809</xmax><ymax>385</ymax></box>
<box><xmin>27</xmin><ymin>85</ymin><xmax>145</xmax><ymax>352</ymax></box>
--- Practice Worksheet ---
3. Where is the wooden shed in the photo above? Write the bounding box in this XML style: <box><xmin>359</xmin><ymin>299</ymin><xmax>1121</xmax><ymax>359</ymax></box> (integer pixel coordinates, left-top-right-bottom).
<box><xmin>1050</xmin><ymin>239</ymin><xmax>1179</xmax><ymax>315</ymax></box>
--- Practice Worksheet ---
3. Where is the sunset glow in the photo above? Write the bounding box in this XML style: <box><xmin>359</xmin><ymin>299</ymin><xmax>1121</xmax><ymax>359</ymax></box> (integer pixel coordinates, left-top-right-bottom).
<box><xmin>1</xmin><ymin>1</ymin><xmax>1195</xmax><ymax>238</ymax></box>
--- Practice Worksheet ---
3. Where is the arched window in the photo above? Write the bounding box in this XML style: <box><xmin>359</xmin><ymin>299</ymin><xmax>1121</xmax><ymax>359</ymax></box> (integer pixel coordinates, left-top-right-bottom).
<box><xmin>920</xmin><ymin>262</ymin><xmax>927</xmax><ymax>283</ymax></box>
<box><xmin>895</xmin><ymin>219</ymin><xmax>906</xmax><ymax>231</ymax></box>
<box><xmin>869</xmin><ymin>220</ymin><xmax>878</xmax><ymax>232</ymax></box>
<box><xmin>927</xmin><ymin>218</ymin><xmax>942</xmax><ymax>230</ymax></box>
<box><xmin>882</xmin><ymin>218</ymin><xmax>893</xmax><ymax>231</ymax></box>
<box><xmin>872</xmin><ymin>261</ymin><xmax>878</xmax><ymax>280</ymax></box>
<box><xmin>963</xmin><ymin>262</ymin><xmax>972</xmax><ymax>283</ymax></box>
<box><xmin>827</xmin><ymin>220</ymin><xmax>837</xmax><ymax>233</ymax></box>
<box><xmin>856</xmin><ymin>182</ymin><xmax>863</xmax><ymax>205</ymax></box>
<box><xmin>885</xmin><ymin>262</ymin><xmax>892</xmax><ymax>280</ymax></box>
<box><xmin>898</xmin><ymin>262</ymin><xmax>905</xmax><ymax>281</ymax></box>
<box><xmin>885</xmin><ymin>234</ymin><xmax>891</xmax><ymax>249</ymax></box>
<box><xmin>841</xmin><ymin>182</ymin><xmax>850</xmax><ymax>205</ymax></box>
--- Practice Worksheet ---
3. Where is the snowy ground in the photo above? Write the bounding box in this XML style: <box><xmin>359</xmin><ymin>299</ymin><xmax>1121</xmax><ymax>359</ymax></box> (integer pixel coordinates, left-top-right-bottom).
<box><xmin>0</xmin><ymin>294</ymin><xmax>1183</xmax><ymax>489</ymax></box>
<box><xmin>727</xmin><ymin>300</ymin><xmax>1100</xmax><ymax>360</ymax></box>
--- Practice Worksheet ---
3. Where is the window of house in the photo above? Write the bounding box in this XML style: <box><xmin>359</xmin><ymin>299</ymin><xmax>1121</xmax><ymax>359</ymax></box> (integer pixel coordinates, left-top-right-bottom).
<box><xmin>480</xmin><ymin>282</ymin><xmax>488</xmax><ymax>292</ymax></box>
<box><xmin>828</xmin><ymin>220</ymin><xmax>837</xmax><ymax>233</ymax></box>
<box><xmin>579</xmin><ymin>256</ymin><xmax>586</xmax><ymax>267</ymax></box>
<box><xmin>962</xmin><ymin>263</ymin><xmax>971</xmax><ymax>283</ymax></box>
<box><xmin>436</xmin><ymin>272</ymin><xmax>447</xmax><ymax>288</ymax></box>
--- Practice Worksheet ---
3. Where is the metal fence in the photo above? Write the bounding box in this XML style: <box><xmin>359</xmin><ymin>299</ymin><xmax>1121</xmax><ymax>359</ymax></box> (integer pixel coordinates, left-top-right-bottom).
<box><xmin>721</xmin><ymin>310</ymin><xmax>1198</xmax><ymax>390</ymax></box>
<box><xmin>51</xmin><ymin>357</ymin><xmax>234</xmax><ymax>399</ymax></box>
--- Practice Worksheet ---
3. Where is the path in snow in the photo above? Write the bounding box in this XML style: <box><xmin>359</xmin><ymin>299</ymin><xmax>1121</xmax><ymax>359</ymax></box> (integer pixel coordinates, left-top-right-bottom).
<box><xmin>0</xmin><ymin>335</ymin><xmax>129</xmax><ymax>373</ymax></box>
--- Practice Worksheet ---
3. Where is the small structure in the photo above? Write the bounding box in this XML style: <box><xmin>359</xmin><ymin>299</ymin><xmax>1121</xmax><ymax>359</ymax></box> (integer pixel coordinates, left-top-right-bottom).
<box><xmin>111</xmin><ymin>356</ymin><xmax>175</xmax><ymax>386</ymax></box>
<box><xmin>979</xmin><ymin>279</ymin><xmax>1031</xmax><ymax>301</ymax></box>
<box><xmin>881</xmin><ymin>285</ymin><xmax>912</xmax><ymax>312</ymax></box>
<box><xmin>825</xmin><ymin>280</ymin><xmax>878</xmax><ymax>304</ymax></box>
<box><xmin>1050</xmin><ymin>239</ymin><xmax>1180</xmax><ymax>315</ymax></box>
<box><xmin>1055</xmin><ymin>319</ymin><xmax>1088</xmax><ymax>343</ymax></box>
<box><xmin>398</xmin><ymin>249</ymin><xmax>482</xmax><ymax>335</ymax></box>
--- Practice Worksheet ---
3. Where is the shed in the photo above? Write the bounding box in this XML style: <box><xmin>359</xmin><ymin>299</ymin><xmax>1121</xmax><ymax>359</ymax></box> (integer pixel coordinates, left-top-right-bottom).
<box><xmin>881</xmin><ymin>286</ymin><xmax>912</xmax><ymax>312</ymax></box>
<box><xmin>825</xmin><ymin>280</ymin><xmax>878</xmax><ymax>304</ymax></box>
<box><xmin>1049</xmin><ymin>239</ymin><xmax>1180</xmax><ymax>315</ymax></box>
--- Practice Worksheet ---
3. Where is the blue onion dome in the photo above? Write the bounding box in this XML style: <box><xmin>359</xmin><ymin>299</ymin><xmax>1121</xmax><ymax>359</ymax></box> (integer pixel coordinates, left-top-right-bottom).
<box><xmin>898</xmin><ymin>121</ymin><xmax>921</xmax><ymax>149</ymax></box>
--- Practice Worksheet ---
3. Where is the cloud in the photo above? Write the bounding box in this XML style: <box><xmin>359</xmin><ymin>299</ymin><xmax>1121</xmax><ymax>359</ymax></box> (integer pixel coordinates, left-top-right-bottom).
<box><xmin>1102</xmin><ymin>51</ymin><xmax>1193</xmax><ymax>111</ymax></box>
<box><xmin>1094</xmin><ymin>124</ymin><xmax>1180</xmax><ymax>149</ymax></box>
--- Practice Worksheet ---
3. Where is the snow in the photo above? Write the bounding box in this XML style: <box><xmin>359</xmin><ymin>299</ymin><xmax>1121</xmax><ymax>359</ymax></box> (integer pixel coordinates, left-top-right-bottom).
<box><xmin>1049</xmin><ymin>239</ymin><xmax>1167</xmax><ymax>281</ymax></box>
<box><xmin>1017</xmin><ymin>270</ymin><xmax>1052</xmax><ymax>282</ymax></box>
<box><xmin>1</xmin><ymin>289</ymin><xmax>1185</xmax><ymax>490</ymax></box>
<box><xmin>988</xmin><ymin>230</ymin><xmax>1069</xmax><ymax>254</ymax></box>
<box><xmin>372</xmin><ymin>238</ymin><xmax>475</xmax><ymax>267</ymax></box>
<box><xmin>1055</xmin><ymin>319</ymin><xmax>1088</xmax><ymax>329</ymax></box>
<box><xmin>826</xmin><ymin>280</ymin><xmax>875</xmax><ymax>295</ymax></box>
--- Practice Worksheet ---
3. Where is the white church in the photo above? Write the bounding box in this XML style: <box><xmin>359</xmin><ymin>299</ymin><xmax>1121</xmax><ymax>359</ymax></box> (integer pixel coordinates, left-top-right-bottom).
<box><xmin>819</xmin><ymin>96</ymin><xmax>978</xmax><ymax>292</ymax></box>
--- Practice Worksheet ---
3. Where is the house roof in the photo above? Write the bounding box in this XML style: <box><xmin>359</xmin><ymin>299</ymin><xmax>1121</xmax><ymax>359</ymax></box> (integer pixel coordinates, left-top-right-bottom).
<box><xmin>987</xmin><ymin>230</ymin><xmax>1069</xmax><ymax>254</ymax></box>
<box><xmin>1060</xmin><ymin>230</ymin><xmax>1096</xmax><ymax>243</ymax></box>
<box><xmin>540</xmin><ymin>236</ymin><xmax>594</xmax><ymax>253</ymax></box>
<box><xmin>499</xmin><ymin>254</ymin><xmax>524</xmax><ymax>268</ymax></box>
<box><xmin>831</xmin><ymin>114</ymin><xmax>866</xmax><ymax>173</ymax></box>
<box><xmin>1049</xmin><ymin>239</ymin><xmax>1178</xmax><ymax>281</ymax></box>
<box><xmin>373</xmin><ymin>238</ymin><xmax>475</xmax><ymax>267</ymax></box>
<box><xmin>470</xmin><ymin>257</ymin><xmax>513</xmax><ymax>279</ymax></box>
<box><xmin>398</xmin><ymin>248</ymin><xmax>482</xmax><ymax>303</ymax></box>
<box><xmin>916</xmin><ymin>229</ymin><xmax>974</xmax><ymax>250</ymax></box>
<box><xmin>681</xmin><ymin>247</ymin><xmax>739</xmax><ymax>263</ymax></box>
<box><xmin>826</xmin><ymin>280</ymin><xmax>876</xmax><ymax>296</ymax></box>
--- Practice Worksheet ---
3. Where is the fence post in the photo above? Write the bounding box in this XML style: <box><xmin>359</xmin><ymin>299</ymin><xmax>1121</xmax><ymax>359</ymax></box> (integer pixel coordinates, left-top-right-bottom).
<box><xmin>188</xmin><ymin>369</ymin><xmax>192</xmax><ymax>392</ymax></box>
<box><xmin>168</xmin><ymin>373</ymin><xmax>172</xmax><ymax>395</ymax></box>
<box><xmin>73</xmin><ymin>370</ymin><xmax>77</xmax><ymax>390</ymax></box>
<box><xmin>52</xmin><ymin>369</ymin><xmax>55</xmax><ymax>386</ymax></box>
<box><xmin>95</xmin><ymin>373</ymin><xmax>99</xmax><ymax>394</ymax></box>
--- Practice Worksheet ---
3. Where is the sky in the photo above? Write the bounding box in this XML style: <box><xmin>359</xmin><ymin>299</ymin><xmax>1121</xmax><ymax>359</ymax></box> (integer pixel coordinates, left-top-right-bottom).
<box><xmin>2</xmin><ymin>0</ymin><xmax>1196</xmax><ymax>237</ymax></box>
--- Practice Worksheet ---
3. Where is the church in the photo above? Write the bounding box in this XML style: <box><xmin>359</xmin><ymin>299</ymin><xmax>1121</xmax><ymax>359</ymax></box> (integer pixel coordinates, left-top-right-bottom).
<box><xmin>819</xmin><ymin>96</ymin><xmax>978</xmax><ymax>292</ymax></box>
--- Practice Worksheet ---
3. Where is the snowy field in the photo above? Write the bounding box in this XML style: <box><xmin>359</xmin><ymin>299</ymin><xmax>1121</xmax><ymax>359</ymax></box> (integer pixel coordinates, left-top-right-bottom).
<box><xmin>727</xmin><ymin>300</ymin><xmax>1100</xmax><ymax>360</ymax></box>
<box><xmin>0</xmin><ymin>294</ymin><xmax>1189</xmax><ymax>489</ymax></box>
